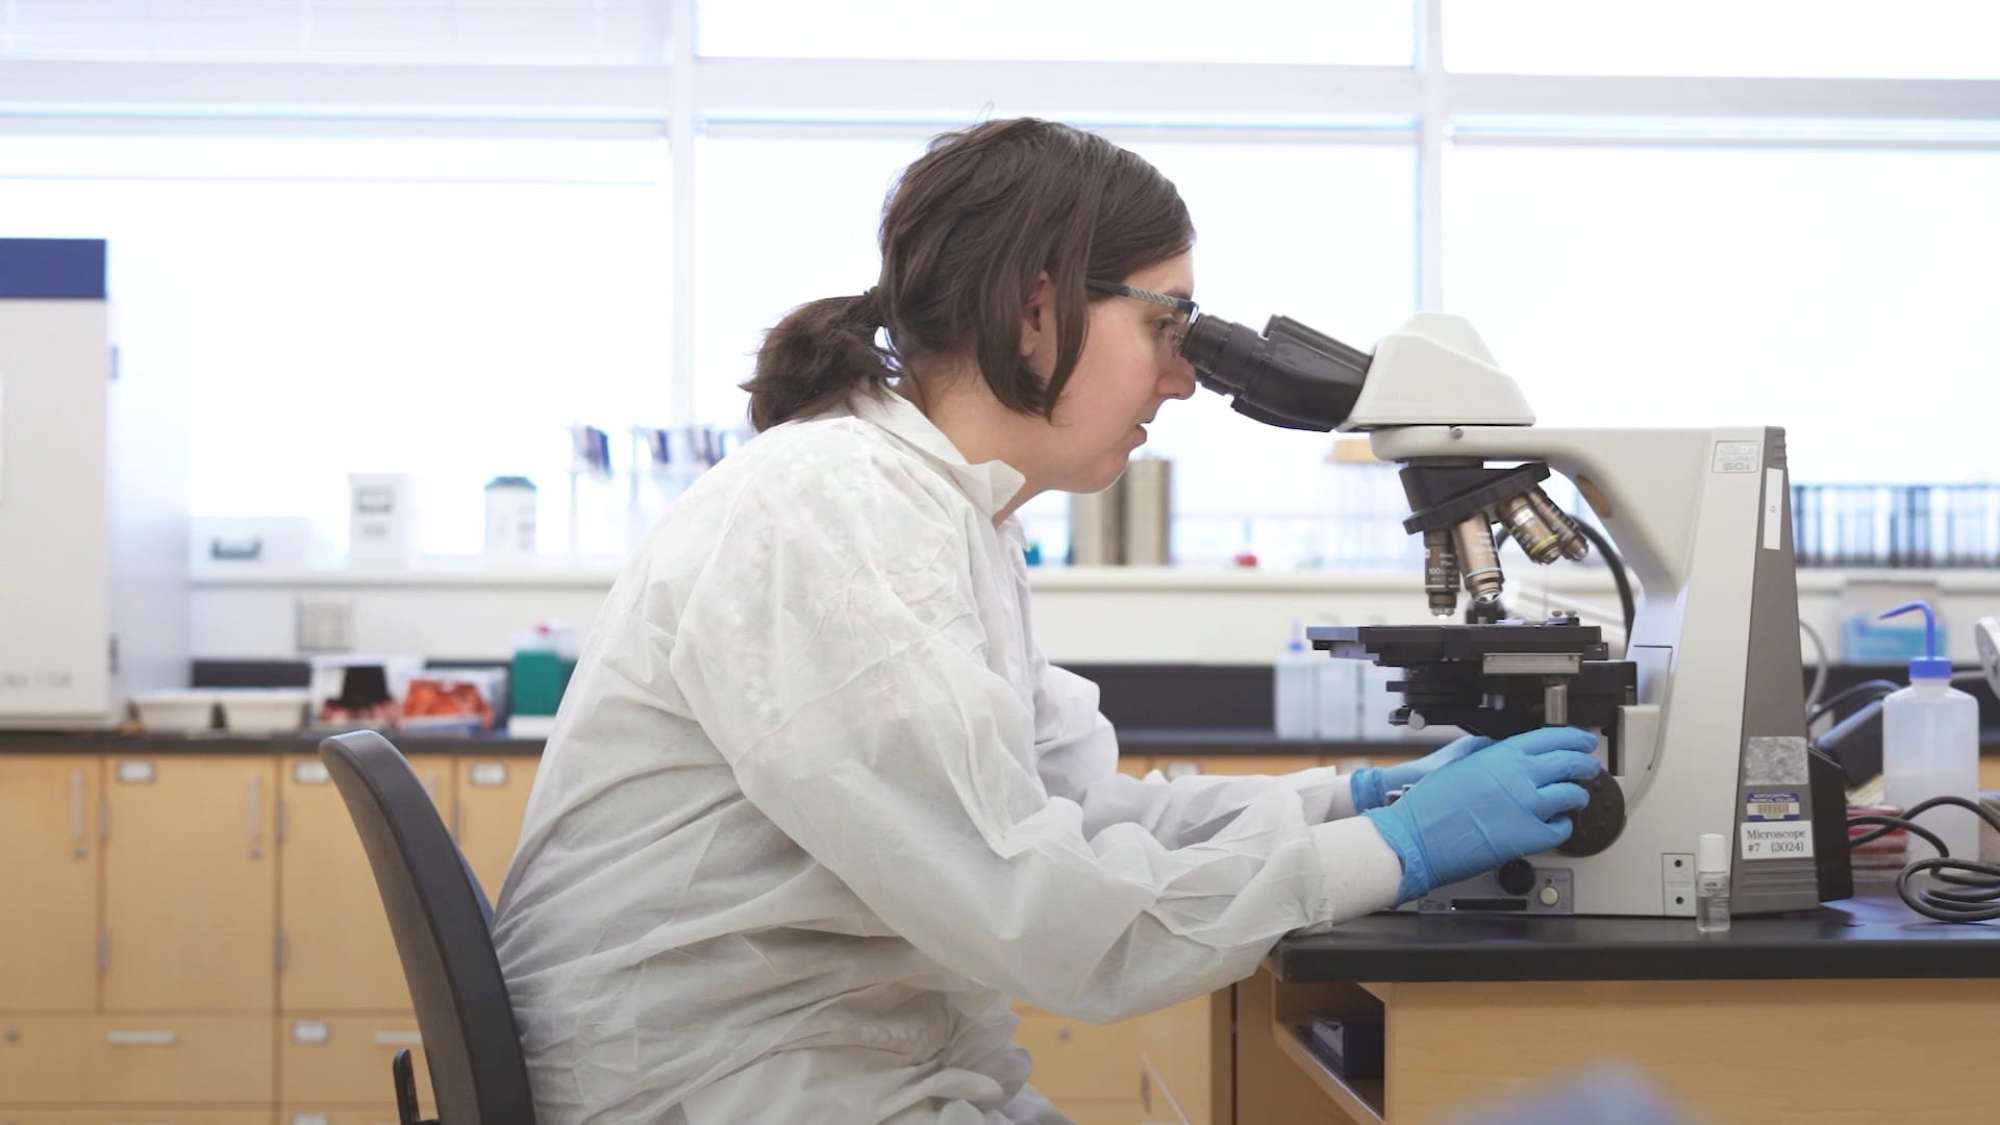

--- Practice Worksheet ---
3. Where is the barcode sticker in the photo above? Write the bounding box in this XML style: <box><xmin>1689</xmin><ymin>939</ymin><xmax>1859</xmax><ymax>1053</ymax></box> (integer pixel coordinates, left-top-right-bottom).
<box><xmin>1747</xmin><ymin>790</ymin><xmax>1802</xmax><ymax>822</ymax></box>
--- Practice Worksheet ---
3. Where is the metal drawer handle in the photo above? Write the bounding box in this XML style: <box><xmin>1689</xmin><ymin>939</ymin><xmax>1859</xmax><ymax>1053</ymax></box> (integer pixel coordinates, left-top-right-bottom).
<box><xmin>373</xmin><ymin>1029</ymin><xmax>424</xmax><ymax>1047</ymax></box>
<box><xmin>70</xmin><ymin>770</ymin><xmax>88</xmax><ymax>858</ymax></box>
<box><xmin>106</xmin><ymin>1029</ymin><xmax>178</xmax><ymax>1046</ymax></box>
<box><xmin>247</xmin><ymin>773</ymin><xmax>264</xmax><ymax>860</ymax></box>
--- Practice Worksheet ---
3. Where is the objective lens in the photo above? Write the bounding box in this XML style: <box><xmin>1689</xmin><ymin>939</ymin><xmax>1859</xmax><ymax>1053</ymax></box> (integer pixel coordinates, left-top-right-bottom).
<box><xmin>1526</xmin><ymin>488</ymin><xmax>1591</xmax><ymax>561</ymax></box>
<box><xmin>1453</xmin><ymin>516</ymin><xmax>1504</xmax><ymax>605</ymax></box>
<box><xmin>1423</xmin><ymin>527</ymin><xmax>1460</xmax><ymax>618</ymax></box>
<box><xmin>1499</xmin><ymin>493</ymin><xmax>1565</xmax><ymax>565</ymax></box>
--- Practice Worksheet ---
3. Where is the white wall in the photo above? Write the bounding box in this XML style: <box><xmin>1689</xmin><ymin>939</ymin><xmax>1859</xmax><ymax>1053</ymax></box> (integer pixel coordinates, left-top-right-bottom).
<box><xmin>191</xmin><ymin>565</ymin><xmax>2000</xmax><ymax>666</ymax></box>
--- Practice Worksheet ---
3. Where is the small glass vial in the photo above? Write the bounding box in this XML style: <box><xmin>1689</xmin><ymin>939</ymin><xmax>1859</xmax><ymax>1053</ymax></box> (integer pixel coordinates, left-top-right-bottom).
<box><xmin>1696</xmin><ymin>831</ymin><xmax>1732</xmax><ymax>934</ymax></box>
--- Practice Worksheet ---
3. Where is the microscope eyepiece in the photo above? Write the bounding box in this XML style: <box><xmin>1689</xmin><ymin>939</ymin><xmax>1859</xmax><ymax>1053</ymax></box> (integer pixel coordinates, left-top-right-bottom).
<box><xmin>1179</xmin><ymin>312</ymin><xmax>1372</xmax><ymax>431</ymax></box>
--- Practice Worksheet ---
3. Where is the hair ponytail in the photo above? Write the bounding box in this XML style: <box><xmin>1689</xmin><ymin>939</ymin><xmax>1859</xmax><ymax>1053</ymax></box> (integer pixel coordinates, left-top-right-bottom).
<box><xmin>743</xmin><ymin>288</ymin><xmax>893</xmax><ymax>432</ymax></box>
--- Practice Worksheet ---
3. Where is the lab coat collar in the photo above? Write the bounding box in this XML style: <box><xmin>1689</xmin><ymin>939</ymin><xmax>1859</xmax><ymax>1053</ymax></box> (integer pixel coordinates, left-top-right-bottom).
<box><xmin>845</xmin><ymin>388</ymin><xmax>1029</xmax><ymax>520</ymax></box>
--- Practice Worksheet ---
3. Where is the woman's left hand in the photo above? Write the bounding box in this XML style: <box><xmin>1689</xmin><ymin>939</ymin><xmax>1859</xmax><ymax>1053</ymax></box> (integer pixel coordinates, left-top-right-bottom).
<box><xmin>1349</xmin><ymin>733</ymin><xmax>1493</xmax><ymax>812</ymax></box>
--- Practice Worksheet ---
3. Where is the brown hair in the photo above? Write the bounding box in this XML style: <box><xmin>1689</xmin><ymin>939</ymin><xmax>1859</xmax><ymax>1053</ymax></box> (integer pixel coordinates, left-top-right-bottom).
<box><xmin>742</xmin><ymin>118</ymin><xmax>1193</xmax><ymax>432</ymax></box>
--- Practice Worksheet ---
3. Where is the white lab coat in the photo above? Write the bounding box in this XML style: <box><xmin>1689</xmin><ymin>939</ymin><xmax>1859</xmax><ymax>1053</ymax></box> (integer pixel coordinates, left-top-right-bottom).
<box><xmin>490</xmin><ymin>388</ymin><xmax>1403</xmax><ymax>1124</ymax></box>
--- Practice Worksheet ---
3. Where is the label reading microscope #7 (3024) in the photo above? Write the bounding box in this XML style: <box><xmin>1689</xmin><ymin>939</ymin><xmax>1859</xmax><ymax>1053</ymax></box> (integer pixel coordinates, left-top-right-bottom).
<box><xmin>1741</xmin><ymin>821</ymin><xmax>1814</xmax><ymax>861</ymax></box>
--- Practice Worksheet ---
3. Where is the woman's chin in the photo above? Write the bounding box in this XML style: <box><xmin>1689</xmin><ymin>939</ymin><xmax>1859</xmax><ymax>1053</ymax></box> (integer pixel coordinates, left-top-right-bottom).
<box><xmin>1067</xmin><ymin>460</ymin><xmax>1128</xmax><ymax>496</ymax></box>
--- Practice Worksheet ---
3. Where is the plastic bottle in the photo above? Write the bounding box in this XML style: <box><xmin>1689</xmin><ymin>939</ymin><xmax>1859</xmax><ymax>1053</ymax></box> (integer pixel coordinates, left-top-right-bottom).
<box><xmin>483</xmin><ymin>476</ymin><xmax>538</xmax><ymax>563</ymax></box>
<box><xmin>1695</xmin><ymin>832</ymin><xmax>1731</xmax><ymax>933</ymax></box>
<box><xmin>1879</xmin><ymin>601</ymin><xmax>1980</xmax><ymax>862</ymax></box>
<box><xmin>1274</xmin><ymin>618</ymin><xmax>1319</xmax><ymax>740</ymax></box>
<box><xmin>1315</xmin><ymin>646</ymin><xmax>1360</xmax><ymax>740</ymax></box>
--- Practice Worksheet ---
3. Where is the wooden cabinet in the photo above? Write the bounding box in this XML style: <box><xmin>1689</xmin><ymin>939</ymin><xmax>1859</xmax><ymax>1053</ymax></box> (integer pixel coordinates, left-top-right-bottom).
<box><xmin>279</xmin><ymin>754</ymin><xmax>452</xmax><ymax>1013</ymax></box>
<box><xmin>452</xmin><ymin>758</ymin><xmax>539</xmax><ymax>905</ymax></box>
<box><xmin>5</xmin><ymin>748</ymin><xmax>545</xmax><ymax>1118</ymax></box>
<box><xmin>278</xmin><ymin>1015</ymin><xmax>433</xmax><ymax>1117</ymax></box>
<box><xmin>1014</xmin><ymin>1008</ymin><xmax>1146</xmax><ymax>1125</ymax></box>
<box><xmin>1137</xmin><ymin>996</ymin><xmax>1221</xmax><ymax>1125</ymax></box>
<box><xmin>1025</xmin><ymin>752</ymin><xmax>1317</xmax><ymax>1125</ymax></box>
<box><xmin>102</xmin><ymin>755</ymin><xmax>278</xmax><ymax>1013</ymax></box>
<box><xmin>0</xmin><ymin>1015</ymin><xmax>273</xmax><ymax>1105</ymax></box>
<box><xmin>0</xmin><ymin>1104</ymin><xmax>272</xmax><ymax>1112</ymax></box>
<box><xmin>1153</xmin><ymin>754</ymin><xmax>1328</xmax><ymax>778</ymax></box>
<box><xmin>0</xmin><ymin>757</ymin><xmax>100</xmax><ymax>1012</ymax></box>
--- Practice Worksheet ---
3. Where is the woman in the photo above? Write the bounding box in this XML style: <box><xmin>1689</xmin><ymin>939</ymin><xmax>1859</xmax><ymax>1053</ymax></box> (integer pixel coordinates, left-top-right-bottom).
<box><xmin>491</xmin><ymin>117</ymin><xmax>1599</xmax><ymax>1124</ymax></box>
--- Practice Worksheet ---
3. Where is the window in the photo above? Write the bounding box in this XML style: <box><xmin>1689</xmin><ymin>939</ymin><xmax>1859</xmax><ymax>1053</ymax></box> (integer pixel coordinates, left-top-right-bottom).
<box><xmin>0</xmin><ymin>135</ymin><xmax>672</xmax><ymax>557</ymax></box>
<box><xmin>691</xmin><ymin>135</ymin><xmax>918</xmax><ymax>429</ymax></box>
<box><xmin>1120</xmin><ymin>137</ymin><xmax>1417</xmax><ymax>563</ymax></box>
<box><xmin>0</xmin><ymin>0</ymin><xmax>667</xmax><ymax>65</ymax></box>
<box><xmin>700</xmin><ymin>0</ymin><xmax>1413</xmax><ymax>65</ymax></box>
<box><xmin>1444</xmin><ymin>0</ymin><xmax>2000</xmax><ymax>79</ymax></box>
<box><xmin>10</xmin><ymin>1</ymin><xmax>1998</xmax><ymax>569</ymax></box>
<box><xmin>1444</xmin><ymin>143</ymin><xmax>2000</xmax><ymax>483</ymax></box>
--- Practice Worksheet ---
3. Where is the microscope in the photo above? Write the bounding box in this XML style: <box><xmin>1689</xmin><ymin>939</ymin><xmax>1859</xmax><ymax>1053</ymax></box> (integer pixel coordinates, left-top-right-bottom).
<box><xmin>1179</xmin><ymin>311</ymin><xmax>1851</xmax><ymax>917</ymax></box>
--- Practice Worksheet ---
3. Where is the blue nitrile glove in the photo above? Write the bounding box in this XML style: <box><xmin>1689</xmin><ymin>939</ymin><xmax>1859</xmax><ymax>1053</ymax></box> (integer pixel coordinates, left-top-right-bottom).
<box><xmin>1362</xmin><ymin>727</ymin><xmax>1603</xmax><ymax>903</ymax></box>
<box><xmin>1349</xmin><ymin>734</ymin><xmax>1494</xmax><ymax>812</ymax></box>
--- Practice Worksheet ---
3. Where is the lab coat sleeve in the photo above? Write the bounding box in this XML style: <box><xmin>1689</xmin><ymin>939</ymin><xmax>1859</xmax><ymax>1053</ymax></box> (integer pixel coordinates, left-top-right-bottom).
<box><xmin>670</xmin><ymin>453</ymin><xmax>1403</xmax><ymax>1024</ymax></box>
<box><xmin>1030</xmin><ymin>653</ymin><xmax>1361</xmax><ymax>849</ymax></box>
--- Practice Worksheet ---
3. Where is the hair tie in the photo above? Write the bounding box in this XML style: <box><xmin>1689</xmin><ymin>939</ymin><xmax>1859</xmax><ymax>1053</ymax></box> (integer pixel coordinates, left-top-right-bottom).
<box><xmin>855</xmin><ymin>286</ymin><xmax>885</xmax><ymax>326</ymax></box>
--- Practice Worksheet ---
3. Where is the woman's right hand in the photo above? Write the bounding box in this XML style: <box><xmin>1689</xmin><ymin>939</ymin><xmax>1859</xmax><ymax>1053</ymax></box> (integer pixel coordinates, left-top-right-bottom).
<box><xmin>1361</xmin><ymin>727</ymin><xmax>1603</xmax><ymax>903</ymax></box>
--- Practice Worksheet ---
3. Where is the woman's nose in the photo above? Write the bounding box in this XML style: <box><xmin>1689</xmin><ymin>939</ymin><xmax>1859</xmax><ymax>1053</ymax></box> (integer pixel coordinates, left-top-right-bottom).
<box><xmin>1161</xmin><ymin>356</ymin><xmax>1197</xmax><ymax>400</ymax></box>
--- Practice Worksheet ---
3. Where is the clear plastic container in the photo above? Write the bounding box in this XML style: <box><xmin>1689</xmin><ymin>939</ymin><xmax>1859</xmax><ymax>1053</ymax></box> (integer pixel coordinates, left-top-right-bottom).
<box><xmin>216</xmin><ymin>688</ymin><xmax>310</xmax><ymax>734</ymax></box>
<box><xmin>1315</xmin><ymin>657</ymin><xmax>1360</xmax><ymax>739</ymax></box>
<box><xmin>1274</xmin><ymin>618</ymin><xmax>1319</xmax><ymax>739</ymax></box>
<box><xmin>1879</xmin><ymin>601</ymin><xmax>1981</xmax><ymax>862</ymax></box>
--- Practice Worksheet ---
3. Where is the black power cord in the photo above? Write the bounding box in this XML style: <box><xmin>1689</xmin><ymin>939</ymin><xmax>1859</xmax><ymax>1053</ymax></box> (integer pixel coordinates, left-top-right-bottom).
<box><xmin>1567</xmin><ymin>519</ymin><xmax>1635</xmax><ymax>640</ymax></box>
<box><xmin>1806</xmin><ymin>679</ymin><xmax>1903</xmax><ymax>728</ymax></box>
<box><xmin>1847</xmin><ymin>795</ymin><xmax>2000</xmax><ymax>922</ymax></box>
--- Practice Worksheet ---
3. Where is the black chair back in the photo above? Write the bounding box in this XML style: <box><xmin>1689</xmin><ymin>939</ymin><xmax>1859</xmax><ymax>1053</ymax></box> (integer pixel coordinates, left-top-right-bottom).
<box><xmin>320</xmin><ymin>730</ymin><xmax>537</xmax><ymax>1124</ymax></box>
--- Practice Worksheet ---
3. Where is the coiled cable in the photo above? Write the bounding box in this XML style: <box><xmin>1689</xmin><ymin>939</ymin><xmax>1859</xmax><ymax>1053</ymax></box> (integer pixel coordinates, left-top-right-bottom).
<box><xmin>1848</xmin><ymin>795</ymin><xmax>2000</xmax><ymax>923</ymax></box>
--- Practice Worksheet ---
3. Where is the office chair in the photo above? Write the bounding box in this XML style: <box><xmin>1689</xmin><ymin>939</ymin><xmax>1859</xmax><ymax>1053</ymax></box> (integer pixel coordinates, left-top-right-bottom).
<box><xmin>320</xmin><ymin>730</ymin><xmax>537</xmax><ymax>1125</ymax></box>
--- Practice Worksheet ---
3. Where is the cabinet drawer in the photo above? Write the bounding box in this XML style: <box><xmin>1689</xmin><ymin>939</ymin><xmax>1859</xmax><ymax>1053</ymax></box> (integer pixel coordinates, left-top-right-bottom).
<box><xmin>278</xmin><ymin>1016</ymin><xmax>433</xmax><ymax>1109</ymax></box>
<box><xmin>1014</xmin><ymin>1013</ymin><xmax>1146</xmax><ymax>1102</ymax></box>
<box><xmin>0</xmin><ymin>1104</ymin><xmax>272</xmax><ymax>1112</ymax></box>
<box><xmin>102</xmin><ymin>756</ymin><xmax>278</xmax><ymax>1013</ymax></box>
<box><xmin>1057</xmin><ymin>1100</ymin><xmax>1146</xmax><ymax>1125</ymax></box>
<box><xmin>0</xmin><ymin>756</ymin><xmax>100</xmax><ymax>1012</ymax></box>
<box><xmin>281</xmin><ymin>755</ymin><xmax>450</xmax><ymax>1014</ymax></box>
<box><xmin>281</xmin><ymin>1111</ymin><xmax>410</xmax><ymax>1125</ymax></box>
<box><xmin>0</xmin><ymin>1016</ymin><xmax>274</xmax><ymax>1104</ymax></box>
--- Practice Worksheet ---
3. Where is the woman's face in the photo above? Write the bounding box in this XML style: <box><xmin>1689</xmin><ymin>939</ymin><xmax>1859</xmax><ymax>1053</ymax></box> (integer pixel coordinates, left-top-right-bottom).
<box><xmin>1025</xmin><ymin>252</ymin><xmax>1197</xmax><ymax>494</ymax></box>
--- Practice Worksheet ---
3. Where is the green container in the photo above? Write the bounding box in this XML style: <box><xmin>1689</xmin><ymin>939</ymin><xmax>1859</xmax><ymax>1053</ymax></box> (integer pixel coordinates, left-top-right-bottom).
<box><xmin>511</xmin><ymin>649</ymin><xmax>576</xmax><ymax>717</ymax></box>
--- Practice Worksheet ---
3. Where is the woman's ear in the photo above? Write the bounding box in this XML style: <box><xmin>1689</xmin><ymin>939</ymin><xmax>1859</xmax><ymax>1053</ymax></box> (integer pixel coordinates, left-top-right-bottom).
<box><xmin>1018</xmin><ymin>272</ymin><xmax>1054</xmax><ymax>366</ymax></box>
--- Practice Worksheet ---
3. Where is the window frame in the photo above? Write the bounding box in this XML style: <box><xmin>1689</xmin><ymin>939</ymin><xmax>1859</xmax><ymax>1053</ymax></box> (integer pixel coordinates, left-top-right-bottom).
<box><xmin>5</xmin><ymin>0</ymin><xmax>1998</xmax><ymax>461</ymax></box>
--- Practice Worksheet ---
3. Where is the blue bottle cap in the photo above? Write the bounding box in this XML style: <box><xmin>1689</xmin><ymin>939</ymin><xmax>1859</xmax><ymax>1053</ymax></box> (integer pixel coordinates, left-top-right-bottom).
<box><xmin>1879</xmin><ymin>601</ymin><xmax>1952</xmax><ymax>679</ymax></box>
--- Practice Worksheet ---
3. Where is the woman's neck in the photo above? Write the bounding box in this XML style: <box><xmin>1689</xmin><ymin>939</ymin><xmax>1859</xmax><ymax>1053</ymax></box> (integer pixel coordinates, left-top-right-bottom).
<box><xmin>895</xmin><ymin>369</ymin><xmax>1040</xmax><ymax>525</ymax></box>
